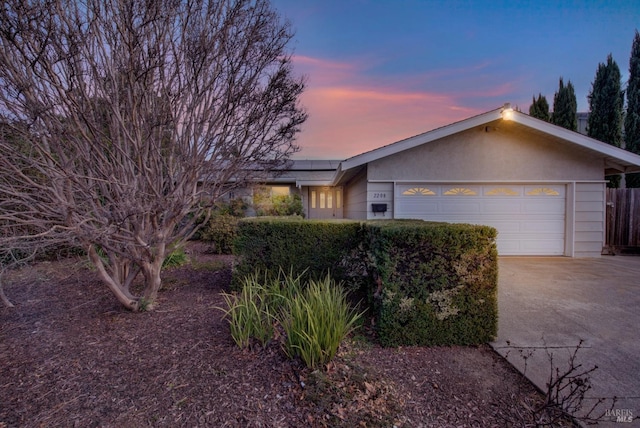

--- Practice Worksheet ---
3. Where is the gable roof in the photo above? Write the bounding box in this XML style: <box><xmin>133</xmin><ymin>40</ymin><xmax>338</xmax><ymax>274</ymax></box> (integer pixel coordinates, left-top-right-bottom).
<box><xmin>330</xmin><ymin>105</ymin><xmax>640</xmax><ymax>185</ymax></box>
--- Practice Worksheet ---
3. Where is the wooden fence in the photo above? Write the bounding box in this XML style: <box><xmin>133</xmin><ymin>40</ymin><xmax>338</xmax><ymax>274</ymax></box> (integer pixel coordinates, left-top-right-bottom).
<box><xmin>606</xmin><ymin>188</ymin><xmax>640</xmax><ymax>252</ymax></box>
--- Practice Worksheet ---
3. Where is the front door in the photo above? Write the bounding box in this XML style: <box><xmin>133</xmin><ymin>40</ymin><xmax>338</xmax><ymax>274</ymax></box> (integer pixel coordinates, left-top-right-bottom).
<box><xmin>308</xmin><ymin>187</ymin><xmax>343</xmax><ymax>219</ymax></box>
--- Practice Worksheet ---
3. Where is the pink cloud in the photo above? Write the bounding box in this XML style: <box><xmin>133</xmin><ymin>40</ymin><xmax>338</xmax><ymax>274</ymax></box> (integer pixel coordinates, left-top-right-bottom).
<box><xmin>291</xmin><ymin>55</ymin><xmax>509</xmax><ymax>159</ymax></box>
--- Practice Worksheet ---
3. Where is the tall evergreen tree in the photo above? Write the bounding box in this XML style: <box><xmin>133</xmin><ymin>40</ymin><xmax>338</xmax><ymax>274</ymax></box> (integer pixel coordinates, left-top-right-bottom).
<box><xmin>625</xmin><ymin>30</ymin><xmax>640</xmax><ymax>188</ymax></box>
<box><xmin>551</xmin><ymin>78</ymin><xmax>578</xmax><ymax>131</ymax></box>
<box><xmin>588</xmin><ymin>54</ymin><xmax>624</xmax><ymax>187</ymax></box>
<box><xmin>529</xmin><ymin>93</ymin><xmax>550</xmax><ymax>121</ymax></box>
<box><xmin>588</xmin><ymin>54</ymin><xmax>624</xmax><ymax>147</ymax></box>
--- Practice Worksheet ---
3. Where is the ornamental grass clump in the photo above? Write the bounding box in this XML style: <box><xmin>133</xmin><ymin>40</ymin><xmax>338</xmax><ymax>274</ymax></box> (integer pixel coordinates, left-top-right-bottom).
<box><xmin>280</xmin><ymin>275</ymin><xmax>363</xmax><ymax>369</ymax></box>
<box><xmin>218</xmin><ymin>270</ymin><xmax>362</xmax><ymax>369</ymax></box>
<box><xmin>219</xmin><ymin>274</ymin><xmax>275</xmax><ymax>349</ymax></box>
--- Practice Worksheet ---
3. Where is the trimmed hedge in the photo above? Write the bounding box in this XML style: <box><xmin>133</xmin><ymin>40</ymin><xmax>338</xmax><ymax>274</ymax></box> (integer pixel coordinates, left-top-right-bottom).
<box><xmin>232</xmin><ymin>218</ymin><xmax>498</xmax><ymax>347</ymax></box>
<box><xmin>232</xmin><ymin>217</ymin><xmax>364</xmax><ymax>289</ymax></box>
<box><xmin>365</xmin><ymin>221</ymin><xmax>498</xmax><ymax>347</ymax></box>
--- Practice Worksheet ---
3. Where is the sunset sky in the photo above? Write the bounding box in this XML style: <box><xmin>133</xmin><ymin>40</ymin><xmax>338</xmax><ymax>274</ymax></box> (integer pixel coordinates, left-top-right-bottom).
<box><xmin>270</xmin><ymin>0</ymin><xmax>640</xmax><ymax>159</ymax></box>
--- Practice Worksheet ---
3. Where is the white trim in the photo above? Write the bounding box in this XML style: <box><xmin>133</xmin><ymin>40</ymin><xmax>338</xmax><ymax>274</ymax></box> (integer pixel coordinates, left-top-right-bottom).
<box><xmin>296</xmin><ymin>180</ymin><xmax>333</xmax><ymax>187</ymax></box>
<box><xmin>566</xmin><ymin>182</ymin><xmax>576</xmax><ymax>257</ymax></box>
<box><xmin>332</xmin><ymin>106</ymin><xmax>640</xmax><ymax>185</ymax></box>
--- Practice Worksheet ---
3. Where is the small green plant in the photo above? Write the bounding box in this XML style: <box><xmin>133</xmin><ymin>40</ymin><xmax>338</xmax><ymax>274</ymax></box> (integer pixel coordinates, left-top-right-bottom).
<box><xmin>279</xmin><ymin>274</ymin><xmax>363</xmax><ymax>369</ymax></box>
<box><xmin>162</xmin><ymin>247</ymin><xmax>189</xmax><ymax>269</ymax></box>
<box><xmin>218</xmin><ymin>274</ymin><xmax>275</xmax><ymax>349</ymax></box>
<box><xmin>218</xmin><ymin>270</ymin><xmax>362</xmax><ymax>369</ymax></box>
<box><xmin>137</xmin><ymin>297</ymin><xmax>151</xmax><ymax>312</ymax></box>
<box><xmin>262</xmin><ymin>267</ymin><xmax>305</xmax><ymax>309</ymax></box>
<box><xmin>198</xmin><ymin>214</ymin><xmax>240</xmax><ymax>254</ymax></box>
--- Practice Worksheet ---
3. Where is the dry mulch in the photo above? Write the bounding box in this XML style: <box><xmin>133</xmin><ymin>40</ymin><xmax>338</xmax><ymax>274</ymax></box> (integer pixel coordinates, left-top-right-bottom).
<box><xmin>1</xmin><ymin>243</ymin><xmax>568</xmax><ymax>427</ymax></box>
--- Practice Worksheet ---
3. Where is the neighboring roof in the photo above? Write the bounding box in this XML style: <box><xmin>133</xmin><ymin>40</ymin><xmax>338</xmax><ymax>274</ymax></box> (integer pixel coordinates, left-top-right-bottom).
<box><xmin>271</xmin><ymin>159</ymin><xmax>342</xmax><ymax>186</ymax></box>
<box><xmin>331</xmin><ymin>105</ymin><xmax>640</xmax><ymax>185</ymax></box>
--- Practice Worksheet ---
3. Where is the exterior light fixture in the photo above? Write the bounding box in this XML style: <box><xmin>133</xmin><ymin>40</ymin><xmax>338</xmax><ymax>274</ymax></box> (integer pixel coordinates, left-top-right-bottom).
<box><xmin>501</xmin><ymin>102</ymin><xmax>514</xmax><ymax>121</ymax></box>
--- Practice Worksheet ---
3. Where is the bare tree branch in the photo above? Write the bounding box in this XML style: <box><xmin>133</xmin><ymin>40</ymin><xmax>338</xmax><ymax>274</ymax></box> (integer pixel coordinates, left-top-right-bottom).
<box><xmin>0</xmin><ymin>0</ymin><xmax>306</xmax><ymax>310</ymax></box>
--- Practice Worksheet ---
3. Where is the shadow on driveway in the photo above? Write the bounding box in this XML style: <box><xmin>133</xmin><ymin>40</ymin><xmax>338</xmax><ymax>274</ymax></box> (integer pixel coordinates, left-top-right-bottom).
<box><xmin>491</xmin><ymin>256</ymin><xmax>640</xmax><ymax>426</ymax></box>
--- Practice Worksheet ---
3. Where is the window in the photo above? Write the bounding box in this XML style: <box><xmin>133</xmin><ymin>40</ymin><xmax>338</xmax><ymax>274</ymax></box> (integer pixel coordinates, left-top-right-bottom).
<box><xmin>526</xmin><ymin>187</ymin><xmax>560</xmax><ymax>196</ymax></box>
<box><xmin>444</xmin><ymin>187</ymin><xmax>477</xmax><ymax>196</ymax></box>
<box><xmin>270</xmin><ymin>186</ymin><xmax>290</xmax><ymax>196</ymax></box>
<box><xmin>402</xmin><ymin>187</ymin><xmax>435</xmax><ymax>196</ymax></box>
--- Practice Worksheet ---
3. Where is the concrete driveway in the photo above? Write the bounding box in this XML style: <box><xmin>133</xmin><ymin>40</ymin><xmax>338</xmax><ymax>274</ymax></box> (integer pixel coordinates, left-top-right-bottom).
<box><xmin>491</xmin><ymin>256</ymin><xmax>640</xmax><ymax>426</ymax></box>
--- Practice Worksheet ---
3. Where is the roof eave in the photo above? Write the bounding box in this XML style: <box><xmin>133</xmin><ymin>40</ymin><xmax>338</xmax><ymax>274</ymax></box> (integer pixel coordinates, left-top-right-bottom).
<box><xmin>339</xmin><ymin>107</ymin><xmax>505</xmax><ymax>172</ymax></box>
<box><xmin>508</xmin><ymin>112</ymin><xmax>640</xmax><ymax>172</ymax></box>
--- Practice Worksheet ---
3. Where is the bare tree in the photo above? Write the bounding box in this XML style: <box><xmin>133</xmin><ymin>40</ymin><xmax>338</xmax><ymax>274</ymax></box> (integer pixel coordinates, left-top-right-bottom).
<box><xmin>0</xmin><ymin>0</ymin><xmax>306</xmax><ymax>310</ymax></box>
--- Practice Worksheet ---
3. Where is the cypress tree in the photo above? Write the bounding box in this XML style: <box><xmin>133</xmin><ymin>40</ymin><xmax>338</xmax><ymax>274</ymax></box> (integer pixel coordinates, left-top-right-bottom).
<box><xmin>588</xmin><ymin>54</ymin><xmax>624</xmax><ymax>147</ymax></box>
<box><xmin>529</xmin><ymin>93</ymin><xmax>550</xmax><ymax>121</ymax></box>
<box><xmin>588</xmin><ymin>54</ymin><xmax>624</xmax><ymax>187</ymax></box>
<box><xmin>625</xmin><ymin>31</ymin><xmax>640</xmax><ymax>188</ymax></box>
<box><xmin>551</xmin><ymin>78</ymin><xmax>578</xmax><ymax>131</ymax></box>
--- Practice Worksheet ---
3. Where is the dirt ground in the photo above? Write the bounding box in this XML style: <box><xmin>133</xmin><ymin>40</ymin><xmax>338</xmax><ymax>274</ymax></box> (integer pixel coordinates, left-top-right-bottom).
<box><xmin>0</xmin><ymin>243</ymin><xmax>571</xmax><ymax>427</ymax></box>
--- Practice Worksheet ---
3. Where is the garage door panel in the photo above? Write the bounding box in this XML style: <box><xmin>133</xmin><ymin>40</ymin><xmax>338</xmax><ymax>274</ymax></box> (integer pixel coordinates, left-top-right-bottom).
<box><xmin>396</xmin><ymin>183</ymin><xmax>566</xmax><ymax>255</ymax></box>
<box><xmin>480</xmin><ymin>221</ymin><xmax>521</xmax><ymax>232</ymax></box>
<box><xmin>440</xmin><ymin>201</ymin><xmax>481</xmax><ymax>214</ymax></box>
<box><xmin>401</xmin><ymin>202</ymin><xmax>439</xmax><ymax>214</ymax></box>
<box><xmin>519</xmin><ymin>220</ymin><xmax>565</xmax><ymax>233</ymax></box>
<box><xmin>482</xmin><ymin>201</ymin><xmax>523</xmax><ymax>214</ymax></box>
<box><xmin>520</xmin><ymin>239</ymin><xmax>565</xmax><ymax>254</ymax></box>
<box><xmin>523</xmin><ymin>201</ymin><xmax>565</xmax><ymax>214</ymax></box>
<box><xmin>497</xmin><ymin>240</ymin><xmax>523</xmax><ymax>253</ymax></box>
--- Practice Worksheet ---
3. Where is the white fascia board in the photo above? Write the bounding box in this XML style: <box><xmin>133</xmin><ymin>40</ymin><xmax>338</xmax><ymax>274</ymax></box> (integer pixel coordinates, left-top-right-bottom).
<box><xmin>330</xmin><ymin>164</ymin><xmax>346</xmax><ymax>186</ymax></box>
<box><xmin>296</xmin><ymin>180</ymin><xmax>333</xmax><ymax>187</ymax></box>
<box><xmin>509</xmin><ymin>112</ymin><xmax>640</xmax><ymax>170</ymax></box>
<box><xmin>339</xmin><ymin>108</ymin><xmax>504</xmax><ymax>172</ymax></box>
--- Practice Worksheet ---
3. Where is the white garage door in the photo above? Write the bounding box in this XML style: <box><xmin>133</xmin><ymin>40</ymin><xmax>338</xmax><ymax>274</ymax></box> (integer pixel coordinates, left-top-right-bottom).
<box><xmin>395</xmin><ymin>184</ymin><xmax>566</xmax><ymax>255</ymax></box>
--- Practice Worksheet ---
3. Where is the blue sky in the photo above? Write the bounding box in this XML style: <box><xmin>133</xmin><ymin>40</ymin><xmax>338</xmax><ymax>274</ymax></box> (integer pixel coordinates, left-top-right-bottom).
<box><xmin>270</xmin><ymin>0</ymin><xmax>640</xmax><ymax>159</ymax></box>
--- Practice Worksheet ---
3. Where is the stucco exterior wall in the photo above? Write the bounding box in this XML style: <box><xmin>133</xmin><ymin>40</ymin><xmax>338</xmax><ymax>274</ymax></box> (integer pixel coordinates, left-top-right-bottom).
<box><xmin>367</xmin><ymin>122</ymin><xmax>604</xmax><ymax>182</ymax></box>
<box><xmin>343</xmin><ymin>167</ymin><xmax>368</xmax><ymax>220</ymax></box>
<box><xmin>573</xmin><ymin>182</ymin><xmax>606</xmax><ymax>257</ymax></box>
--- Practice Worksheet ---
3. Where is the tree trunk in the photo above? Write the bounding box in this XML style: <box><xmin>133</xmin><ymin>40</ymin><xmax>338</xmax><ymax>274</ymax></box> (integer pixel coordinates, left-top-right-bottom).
<box><xmin>141</xmin><ymin>260</ymin><xmax>163</xmax><ymax>310</ymax></box>
<box><xmin>88</xmin><ymin>246</ymin><xmax>140</xmax><ymax>311</ymax></box>
<box><xmin>140</xmin><ymin>241</ymin><xmax>166</xmax><ymax>310</ymax></box>
<box><xmin>0</xmin><ymin>278</ymin><xmax>14</xmax><ymax>308</ymax></box>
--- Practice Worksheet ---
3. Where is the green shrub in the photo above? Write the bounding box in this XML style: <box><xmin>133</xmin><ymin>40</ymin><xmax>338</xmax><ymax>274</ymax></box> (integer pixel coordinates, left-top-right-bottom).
<box><xmin>253</xmin><ymin>188</ymin><xmax>304</xmax><ymax>217</ymax></box>
<box><xmin>218</xmin><ymin>273</ymin><xmax>276</xmax><ymax>349</ymax></box>
<box><xmin>218</xmin><ymin>270</ymin><xmax>362</xmax><ymax>369</ymax></box>
<box><xmin>366</xmin><ymin>221</ymin><xmax>498</xmax><ymax>347</ymax></box>
<box><xmin>232</xmin><ymin>218</ymin><xmax>498</xmax><ymax>348</ymax></box>
<box><xmin>232</xmin><ymin>217</ymin><xmax>363</xmax><ymax>289</ymax></box>
<box><xmin>194</xmin><ymin>198</ymin><xmax>246</xmax><ymax>253</ymax></box>
<box><xmin>279</xmin><ymin>274</ymin><xmax>363</xmax><ymax>369</ymax></box>
<box><xmin>162</xmin><ymin>247</ymin><xmax>189</xmax><ymax>269</ymax></box>
<box><xmin>198</xmin><ymin>214</ymin><xmax>240</xmax><ymax>254</ymax></box>
<box><xmin>270</xmin><ymin>194</ymin><xmax>304</xmax><ymax>216</ymax></box>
